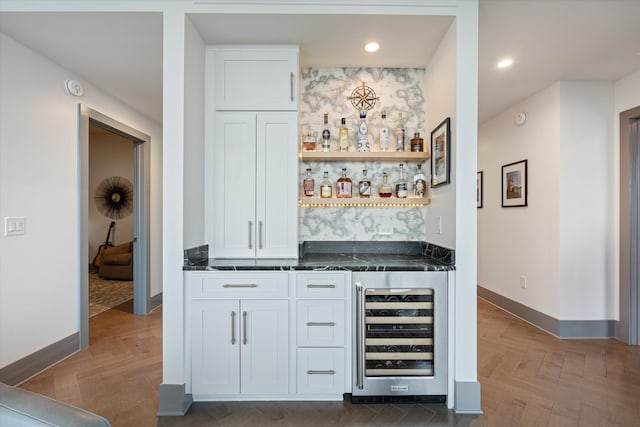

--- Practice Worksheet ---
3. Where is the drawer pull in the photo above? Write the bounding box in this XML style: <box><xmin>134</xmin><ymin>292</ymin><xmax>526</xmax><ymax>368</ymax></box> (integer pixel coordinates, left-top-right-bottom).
<box><xmin>307</xmin><ymin>284</ymin><xmax>336</xmax><ymax>289</ymax></box>
<box><xmin>307</xmin><ymin>370</ymin><xmax>335</xmax><ymax>375</ymax></box>
<box><xmin>306</xmin><ymin>322</ymin><xmax>335</xmax><ymax>327</ymax></box>
<box><xmin>223</xmin><ymin>284</ymin><xmax>258</xmax><ymax>288</ymax></box>
<box><xmin>231</xmin><ymin>311</ymin><xmax>236</xmax><ymax>345</ymax></box>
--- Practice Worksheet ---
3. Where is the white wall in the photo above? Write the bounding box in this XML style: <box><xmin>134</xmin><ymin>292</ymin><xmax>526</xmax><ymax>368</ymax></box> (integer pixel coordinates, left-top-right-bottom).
<box><xmin>0</xmin><ymin>32</ymin><xmax>162</xmax><ymax>368</ymax></box>
<box><xmin>88</xmin><ymin>129</ymin><xmax>135</xmax><ymax>259</ymax></box>
<box><xmin>425</xmin><ymin>21</ymin><xmax>457</xmax><ymax>249</ymax></box>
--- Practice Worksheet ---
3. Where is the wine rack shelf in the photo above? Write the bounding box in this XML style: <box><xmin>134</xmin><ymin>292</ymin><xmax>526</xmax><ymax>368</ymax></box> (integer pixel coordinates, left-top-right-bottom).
<box><xmin>300</xmin><ymin>152</ymin><xmax>430</xmax><ymax>162</ymax></box>
<box><xmin>299</xmin><ymin>197</ymin><xmax>430</xmax><ymax>208</ymax></box>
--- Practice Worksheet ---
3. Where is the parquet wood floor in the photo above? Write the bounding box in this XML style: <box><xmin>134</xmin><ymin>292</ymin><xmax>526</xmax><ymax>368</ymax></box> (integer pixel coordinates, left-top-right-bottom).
<box><xmin>18</xmin><ymin>298</ymin><xmax>640</xmax><ymax>426</ymax></box>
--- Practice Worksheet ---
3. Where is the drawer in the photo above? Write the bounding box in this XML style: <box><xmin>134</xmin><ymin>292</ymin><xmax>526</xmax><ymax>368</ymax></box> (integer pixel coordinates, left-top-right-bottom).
<box><xmin>191</xmin><ymin>272</ymin><xmax>289</xmax><ymax>299</ymax></box>
<box><xmin>296</xmin><ymin>272</ymin><xmax>346</xmax><ymax>299</ymax></box>
<box><xmin>297</xmin><ymin>300</ymin><xmax>345</xmax><ymax>347</ymax></box>
<box><xmin>297</xmin><ymin>348</ymin><xmax>345</xmax><ymax>395</ymax></box>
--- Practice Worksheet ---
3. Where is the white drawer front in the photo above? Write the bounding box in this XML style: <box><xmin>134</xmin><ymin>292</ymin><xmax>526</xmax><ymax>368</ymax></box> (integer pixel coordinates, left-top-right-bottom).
<box><xmin>296</xmin><ymin>272</ymin><xmax>346</xmax><ymax>299</ymax></box>
<box><xmin>297</xmin><ymin>348</ymin><xmax>345</xmax><ymax>395</ymax></box>
<box><xmin>297</xmin><ymin>300</ymin><xmax>345</xmax><ymax>347</ymax></box>
<box><xmin>191</xmin><ymin>272</ymin><xmax>289</xmax><ymax>298</ymax></box>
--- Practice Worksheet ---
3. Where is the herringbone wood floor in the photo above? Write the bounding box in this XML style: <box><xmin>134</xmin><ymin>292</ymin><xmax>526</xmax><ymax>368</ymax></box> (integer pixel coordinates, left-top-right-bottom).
<box><xmin>19</xmin><ymin>299</ymin><xmax>640</xmax><ymax>426</ymax></box>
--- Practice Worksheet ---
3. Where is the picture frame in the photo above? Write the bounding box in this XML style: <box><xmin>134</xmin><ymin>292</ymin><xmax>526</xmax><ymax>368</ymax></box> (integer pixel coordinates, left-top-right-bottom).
<box><xmin>502</xmin><ymin>159</ymin><xmax>527</xmax><ymax>207</ymax></box>
<box><xmin>430</xmin><ymin>117</ymin><xmax>451</xmax><ymax>188</ymax></box>
<box><xmin>477</xmin><ymin>171</ymin><xmax>483</xmax><ymax>208</ymax></box>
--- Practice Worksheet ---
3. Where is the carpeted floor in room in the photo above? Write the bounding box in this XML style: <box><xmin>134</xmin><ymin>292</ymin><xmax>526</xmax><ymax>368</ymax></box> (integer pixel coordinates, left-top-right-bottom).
<box><xmin>88</xmin><ymin>272</ymin><xmax>133</xmax><ymax>317</ymax></box>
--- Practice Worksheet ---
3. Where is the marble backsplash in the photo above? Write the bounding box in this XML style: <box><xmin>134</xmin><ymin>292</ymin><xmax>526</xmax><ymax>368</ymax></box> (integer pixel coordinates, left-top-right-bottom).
<box><xmin>298</xmin><ymin>67</ymin><xmax>429</xmax><ymax>242</ymax></box>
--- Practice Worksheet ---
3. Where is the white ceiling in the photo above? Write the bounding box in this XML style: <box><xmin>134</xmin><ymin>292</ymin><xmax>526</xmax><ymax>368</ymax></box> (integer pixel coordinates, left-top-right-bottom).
<box><xmin>1</xmin><ymin>1</ymin><xmax>639</xmax><ymax>125</ymax></box>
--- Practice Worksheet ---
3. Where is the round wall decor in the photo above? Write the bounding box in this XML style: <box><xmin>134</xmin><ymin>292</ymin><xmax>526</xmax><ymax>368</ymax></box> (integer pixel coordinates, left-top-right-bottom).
<box><xmin>94</xmin><ymin>176</ymin><xmax>133</xmax><ymax>219</ymax></box>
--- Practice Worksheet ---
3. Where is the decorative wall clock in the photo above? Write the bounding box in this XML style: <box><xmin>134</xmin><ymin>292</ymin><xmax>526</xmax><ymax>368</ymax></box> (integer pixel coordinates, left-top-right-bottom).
<box><xmin>94</xmin><ymin>176</ymin><xmax>133</xmax><ymax>219</ymax></box>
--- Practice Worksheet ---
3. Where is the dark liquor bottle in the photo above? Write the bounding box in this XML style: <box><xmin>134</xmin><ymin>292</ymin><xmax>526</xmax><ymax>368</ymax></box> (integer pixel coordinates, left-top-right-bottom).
<box><xmin>410</xmin><ymin>132</ymin><xmax>424</xmax><ymax>152</ymax></box>
<box><xmin>336</xmin><ymin>168</ymin><xmax>352</xmax><ymax>198</ymax></box>
<box><xmin>378</xmin><ymin>172</ymin><xmax>393</xmax><ymax>198</ymax></box>
<box><xmin>303</xmin><ymin>168</ymin><xmax>315</xmax><ymax>197</ymax></box>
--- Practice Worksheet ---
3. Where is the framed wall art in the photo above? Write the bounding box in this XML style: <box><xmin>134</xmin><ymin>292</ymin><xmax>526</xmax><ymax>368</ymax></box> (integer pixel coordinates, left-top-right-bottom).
<box><xmin>502</xmin><ymin>159</ymin><xmax>527</xmax><ymax>207</ymax></box>
<box><xmin>477</xmin><ymin>171</ymin><xmax>483</xmax><ymax>208</ymax></box>
<box><xmin>430</xmin><ymin>117</ymin><xmax>451</xmax><ymax>187</ymax></box>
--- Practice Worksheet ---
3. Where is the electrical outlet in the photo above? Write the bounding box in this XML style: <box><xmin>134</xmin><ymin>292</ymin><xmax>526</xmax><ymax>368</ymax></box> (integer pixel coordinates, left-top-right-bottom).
<box><xmin>4</xmin><ymin>217</ymin><xmax>26</xmax><ymax>236</ymax></box>
<box><xmin>520</xmin><ymin>275</ymin><xmax>527</xmax><ymax>289</ymax></box>
<box><xmin>379</xmin><ymin>225</ymin><xmax>393</xmax><ymax>235</ymax></box>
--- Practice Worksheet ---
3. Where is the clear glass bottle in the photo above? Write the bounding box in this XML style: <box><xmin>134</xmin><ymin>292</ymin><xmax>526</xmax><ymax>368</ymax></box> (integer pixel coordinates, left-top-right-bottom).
<box><xmin>358</xmin><ymin>169</ymin><xmax>371</xmax><ymax>198</ymax></box>
<box><xmin>395</xmin><ymin>163</ymin><xmax>408</xmax><ymax>198</ymax></box>
<box><xmin>357</xmin><ymin>109</ymin><xmax>370</xmax><ymax>152</ymax></box>
<box><xmin>320</xmin><ymin>171</ymin><xmax>332</xmax><ymax>198</ymax></box>
<box><xmin>395</xmin><ymin>113</ymin><xmax>405</xmax><ymax>152</ymax></box>
<box><xmin>379</xmin><ymin>111</ymin><xmax>390</xmax><ymax>151</ymax></box>
<box><xmin>410</xmin><ymin>132</ymin><xmax>424</xmax><ymax>152</ymax></box>
<box><xmin>303</xmin><ymin>168</ymin><xmax>315</xmax><ymax>197</ymax></box>
<box><xmin>336</xmin><ymin>168</ymin><xmax>352</xmax><ymax>198</ymax></box>
<box><xmin>378</xmin><ymin>172</ymin><xmax>393</xmax><ymax>198</ymax></box>
<box><xmin>321</xmin><ymin>112</ymin><xmax>331</xmax><ymax>152</ymax></box>
<box><xmin>413</xmin><ymin>163</ymin><xmax>426</xmax><ymax>198</ymax></box>
<box><xmin>339</xmin><ymin>117</ymin><xmax>349</xmax><ymax>152</ymax></box>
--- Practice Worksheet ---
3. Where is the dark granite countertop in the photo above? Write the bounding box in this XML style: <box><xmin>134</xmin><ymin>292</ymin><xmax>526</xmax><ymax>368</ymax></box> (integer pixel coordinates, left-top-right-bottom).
<box><xmin>183</xmin><ymin>241</ymin><xmax>454</xmax><ymax>272</ymax></box>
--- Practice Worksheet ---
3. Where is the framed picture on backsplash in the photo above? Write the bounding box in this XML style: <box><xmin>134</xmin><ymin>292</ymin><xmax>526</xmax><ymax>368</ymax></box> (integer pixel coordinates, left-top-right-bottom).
<box><xmin>477</xmin><ymin>171</ymin><xmax>483</xmax><ymax>208</ymax></box>
<box><xmin>430</xmin><ymin>117</ymin><xmax>451</xmax><ymax>187</ymax></box>
<box><xmin>502</xmin><ymin>159</ymin><xmax>528</xmax><ymax>207</ymax></box>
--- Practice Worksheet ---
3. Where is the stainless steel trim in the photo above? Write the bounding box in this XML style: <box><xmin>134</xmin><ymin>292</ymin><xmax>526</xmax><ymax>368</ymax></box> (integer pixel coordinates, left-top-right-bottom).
<box><xmin>306</xmin><ymin>322</ymin><xmax>335</xmax><ymax>327</ymax></box>
<box><xmin>258</xmin><ymin>221</ymin><xmax>263</xmax><ymax>249</ymax></box>
<box><xmin>307</xmin><ymin>284</ymin><xmax>336</xmax><ymax>289</ymax></box>
<box><xmin>290</xmin><ymin>72</ymin><xmax>294</xmax><ymax>101</ymax></box>
<box><xmin>223</xmin><ymin>284</ymin><xmax>258</xmax><ymax>288</ymax></box>
<box><xmin>231</xmin><ymin>311</ymin><xmax>236</xmax><ymax>345</ymax></box>
<box><xmin>248</xmin><ymin>221</ymin><xmax>252</xmax><ymax>249</ymax></box>
<box><xmin>307</xmin><ymin>370</ymin><xmax>335</xmax><ymax>375</ymax></box>
<box><xmin>355</xmin><ymin>282</ymin><xmax>364</xmax><ymax>390</ymax></box>
<box><xmin>243</xmin><ymin>311</ymin><xmax>248</xmax><ymax>345</ymax></box>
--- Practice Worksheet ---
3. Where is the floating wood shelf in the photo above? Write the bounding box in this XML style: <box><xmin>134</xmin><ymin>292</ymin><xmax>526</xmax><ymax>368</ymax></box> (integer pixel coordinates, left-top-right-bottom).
<box><xmin>299</xmin><ymin>197</ymin><xmax>430</xmax><ymax>208</ymax></box>
<box><xmin>299</xmin><ymin>151</ymin><xmax>430</xmax><ymax>162</ymax></box>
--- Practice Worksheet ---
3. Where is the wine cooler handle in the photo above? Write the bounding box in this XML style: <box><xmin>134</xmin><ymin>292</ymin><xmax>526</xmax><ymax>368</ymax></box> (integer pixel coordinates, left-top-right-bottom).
<box><xmin>290</xmin><ymin>72</ymin><xmax>294</xmax><ymax>102</ymax></box>
<box><xmin>258</xmin><ymin>221</ymin><xmax>263</xmax><ymax>250</ymax></box>
<box><xmin>248</xmin><ymin>221</ymin><xmax>253</xmax><ymax>249</ymax></box>
<box><xmin>242</xmin><ymin>311</ymin><xmax>248</xmax><ymax>345</ymax></box>
<box><xmin>355</xmin><ymin>282</ymin><xmax>364</xmax><ymax>390</ymax></box>
<box><xmin>231</xmin><ymin>311</ymin><xmax>236</xmax><ymax>345</ymax></box>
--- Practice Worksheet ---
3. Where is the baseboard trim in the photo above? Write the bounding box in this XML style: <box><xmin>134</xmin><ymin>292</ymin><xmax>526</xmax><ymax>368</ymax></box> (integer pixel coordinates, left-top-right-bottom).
<box><xmin>0</xmin><ymin>332</ymin><xmax>79</xmax><ymax>386</ymax></box>
<box><xmin>478</xmin><ymin>286</ymin><xmax>615</xmax><ymax>338</ymax></box>
<box><xmin>454</xmin><ymin>381</ymin><xmax>482</xmax><ymax>414</ymax></box>
<box><xmin>149</xmin><ymin>292</ymin><xmax>162</xmax><ymax>312</ymax></box>
<box><xmin>157</xmin><ymin>383</ymin><xmax>192</xmax><ymax>416</ymax></box>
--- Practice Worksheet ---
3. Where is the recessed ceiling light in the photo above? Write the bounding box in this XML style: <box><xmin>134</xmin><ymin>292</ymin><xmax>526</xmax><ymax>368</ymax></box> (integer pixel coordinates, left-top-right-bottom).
<box><xmin>364</xmin><ymin>42</ymin><xmax>380</xmax><ymax>53</ymax></box>
<box><xmin>497</xmin><ymin>58</ymin><xmax>513</xmax><ymax>69</ymax></box>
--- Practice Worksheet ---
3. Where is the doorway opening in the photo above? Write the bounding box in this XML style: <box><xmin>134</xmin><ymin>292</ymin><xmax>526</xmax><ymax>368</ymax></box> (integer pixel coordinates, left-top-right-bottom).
<box><xmin>618</xmin><ymin>106</ymin><xmax>640</xmax><ymax>345</ymax></box>
<box><xmin>79</xmin><ymin>105</ymin><xmax>151</xmax><ymax>349</ymax></box>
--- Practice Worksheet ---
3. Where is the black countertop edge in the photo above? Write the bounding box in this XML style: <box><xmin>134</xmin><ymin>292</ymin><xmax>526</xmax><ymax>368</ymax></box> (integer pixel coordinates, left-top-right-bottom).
<box><xmin>185</xmin><ymin>264</ymin><xmax>453</xmax><ymax>272</ymax></box>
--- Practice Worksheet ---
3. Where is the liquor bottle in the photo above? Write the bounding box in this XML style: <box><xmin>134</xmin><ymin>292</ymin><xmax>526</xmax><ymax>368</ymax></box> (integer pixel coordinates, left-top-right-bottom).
<box><xmin>395</xmin><ymin>113</ymin><xmax>405</xmax><ymax>152</ymax></box>
<box><xmin>303</xmin><ymin>131</ymin><xmax>317</xmax><ymax>152</ymax></box>
<box><xmin>413</xmin><ymin>163</ymin><xmax>426</xmax><ymax>198</ymax></box>
<box><xmin>357</xmin><ymin>109</ymin><xmax>370</xmax><ymax>152</ymax></box>
<box><xmin>303</xmin><ymin>168</ymin><xmax>315</xmax><ymax>197</ymax></box>
<box><xmin>379</xmin><ymin>111</ymin><xmax>390</xmax><ymax>151</ymax></box>
<box><xmin>339</xmin><ymin>117</ymin><xmax>349</xmax><ymax>152</ymax></box>
<box><xmin>321</xmin><ymin>112</ymin><xmax>331</xmax><ymax>152</ymax></box>
<box><xmin>410</xmin><ymin>132</ymin><xmax>424</xmax><ymax>152</ymax></box>
<box><xmin>336</xmin><ymin>168</ymin><xmax>352</xmax><ymax>198</ymax></box>
<box><xmin>358</xmin><ymin>169</ymin><xmax>371</xmax><ymax>198</ymax></box>
<box><xmin>395</xmin><ymin>163</ymin><xmax>408</xmax><ymax>198</ymax></box>
<box><xmin>320</xmin><ymin>171</ymin><xmax>332</xmax><ymax>198</ymax></box>
<box><xmin>378</xmin><ymin>172</ymin><xmax>393</xmax><ymax>198</ymax></box>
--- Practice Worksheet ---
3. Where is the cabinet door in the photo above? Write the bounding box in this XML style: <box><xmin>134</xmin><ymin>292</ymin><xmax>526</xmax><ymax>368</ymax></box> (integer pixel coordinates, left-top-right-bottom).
<box><xmin>213</xmin><ymin>112</ymin><xmax>257</xmax><ymax>258</ymax></box>
<box><xmin>214</xmin><ymin>47</ymin><xmax>298</xmax><ymax>111</ymax></box>
<box><xmin>191</xmin><ymin>300</ymin><xmax>240</xmax><ymax>395</ymax></box>
<box><xmin>240</xmin><ymin>299</ymin><xmax>289</xmax><ymax>394</ymax></box>
<box><xmin>255</xmin><ymin>112</ymin><xmax>298</xmax><ymax>258</ymax></box>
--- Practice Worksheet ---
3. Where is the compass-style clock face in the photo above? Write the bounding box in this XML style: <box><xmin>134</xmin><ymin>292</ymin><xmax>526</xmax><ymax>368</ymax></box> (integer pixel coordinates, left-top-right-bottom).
<box><xmin>348</xmin><ymin>82</ymin><xmax>379</xmax><ymax>111</ymax></box>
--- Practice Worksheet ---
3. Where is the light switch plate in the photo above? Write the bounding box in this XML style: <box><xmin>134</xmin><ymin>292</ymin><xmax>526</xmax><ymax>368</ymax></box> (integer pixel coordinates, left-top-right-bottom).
<box><xmin>4</xmin><ymin>217</ymin><xmax>26</xmax><ymax>236</ymax></box>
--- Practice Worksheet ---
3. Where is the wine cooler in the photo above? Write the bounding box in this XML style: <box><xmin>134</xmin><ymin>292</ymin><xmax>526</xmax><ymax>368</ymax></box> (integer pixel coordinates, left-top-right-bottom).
<box><xmin>352</xmin><ymin>272</ymin><xmax>447</xmax><ymax>402</ymax></box>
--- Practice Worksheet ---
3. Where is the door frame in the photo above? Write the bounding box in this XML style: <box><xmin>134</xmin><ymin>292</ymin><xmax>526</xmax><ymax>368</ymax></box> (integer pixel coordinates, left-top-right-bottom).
<box><xmin>78</xmin><ymin>105</ymin><xmax>151</xmax><ymax>348</ymax></box>
<box><xmin>618</xmin><ymin>105</ymin><xmax>640</xmax><ymax>345</ymax></box>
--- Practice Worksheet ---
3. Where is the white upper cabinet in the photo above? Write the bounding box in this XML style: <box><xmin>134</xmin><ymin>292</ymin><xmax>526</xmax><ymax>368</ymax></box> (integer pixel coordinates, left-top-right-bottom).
<box><xmin>212</xmin><ymin>46</ymin><xmax>298</xmax><ymax>111</ymax></box>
